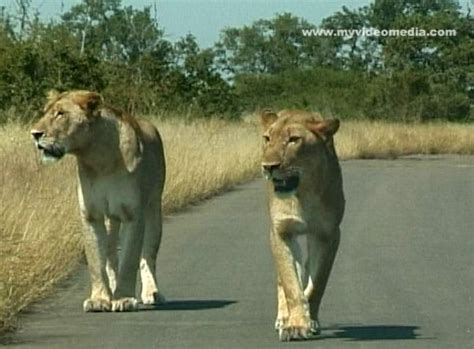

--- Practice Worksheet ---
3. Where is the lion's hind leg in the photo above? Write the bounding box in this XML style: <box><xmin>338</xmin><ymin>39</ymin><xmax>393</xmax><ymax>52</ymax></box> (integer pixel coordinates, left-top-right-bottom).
<box><xmin>304</xmin><ymin>229</ymin><xmax>340</xmax><ymax>334</ymax></box>
<box><xmin>140</xmin><ymin>197</ymin><xmax>165</xmax><ymax>305</ymax></box>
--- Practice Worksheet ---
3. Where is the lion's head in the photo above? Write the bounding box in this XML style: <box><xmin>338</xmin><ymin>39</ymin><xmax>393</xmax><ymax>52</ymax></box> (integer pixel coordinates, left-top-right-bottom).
<box><xmin>31</xmin><ymin>90</ymin><xmax>103</xmax><ymax>163</ymax></box>
<box><xmin>260</xmin><ymin>109</ymin><xmax>340</xmax><ymax>193</ymax></box>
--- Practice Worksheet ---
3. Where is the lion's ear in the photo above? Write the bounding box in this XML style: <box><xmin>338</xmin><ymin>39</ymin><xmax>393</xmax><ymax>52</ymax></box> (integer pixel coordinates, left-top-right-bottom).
<box><xmin>43</xmin><ymin>89</ymin><xmax>62</xmax><ymax>112</ymax></box>
<box><xmin>306</xmin><ymin>118</ymin><xmax>340</xmax><ymax>140</ymax></box>
<box><xmin>260</xmin><ymin>109</ymin><xmax>278</xmax><ymax>130</ymax></box>
<box><xmin>75</xmin><ymin>91</ymin><xmax>103</xmax><ymax>116</ymax></box>
<box><xmin>46</xmin><ymin>89</ymin><xmax>60</xmax><ymax>101</ymax></box>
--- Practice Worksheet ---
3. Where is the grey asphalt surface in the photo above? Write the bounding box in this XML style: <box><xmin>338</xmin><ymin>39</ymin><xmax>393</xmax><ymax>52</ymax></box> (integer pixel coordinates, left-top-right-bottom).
<box><xmin>4</xmin><ymin>156</ymin><xmax>474</xmax><ymax>348</ymax></box>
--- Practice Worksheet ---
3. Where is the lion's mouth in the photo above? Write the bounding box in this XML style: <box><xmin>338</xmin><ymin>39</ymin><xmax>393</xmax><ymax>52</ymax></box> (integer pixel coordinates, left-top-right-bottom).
<box><xmin>38</xmin><ymin>143</ymin><xmax>65</xmax><ymax>160</ymax></box>
<box><xmin>272</xmin><ymin>175</ymin><xmax>300</xmax><ymax>193</ymax></box>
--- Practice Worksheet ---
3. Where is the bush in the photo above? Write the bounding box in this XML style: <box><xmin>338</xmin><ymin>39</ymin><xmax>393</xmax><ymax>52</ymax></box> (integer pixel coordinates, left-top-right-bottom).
<box><xmin>363</xmin><ymin>70</ymin><xmax>471</xmax><ymax>122</ymax></box>
<box><xmin>234</xmin><ymin>68</ymin><xmax>369</xmax><ymax>118</ymax></box>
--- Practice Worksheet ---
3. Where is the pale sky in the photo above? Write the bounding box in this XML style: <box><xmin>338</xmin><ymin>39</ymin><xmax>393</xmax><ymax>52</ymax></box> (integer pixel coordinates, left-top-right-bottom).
<box><xmin>0</xmin><ymin>0</ymin><xmax>373</xmax><ymax>47</ymax></box>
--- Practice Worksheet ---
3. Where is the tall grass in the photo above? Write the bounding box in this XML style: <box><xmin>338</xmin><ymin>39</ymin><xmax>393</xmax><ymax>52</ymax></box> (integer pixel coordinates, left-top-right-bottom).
<box><xmin>0</xmin><ymin>118</ymin><xmax>473</xmax><ymax>333</ymax></box>
<box><xmin>0</xmin><ymin>142</ymin><xmax>82</xmax><ymax>333</ymax></box>
<box><xmin>337</xmin><ymin>121</ymin><xmax>474</xmax><ymax>159</ymax></box>
<box><xmin>159</xmin><ymin>119</ymin><xmax>261</xmax><ymax>212</ymax></box>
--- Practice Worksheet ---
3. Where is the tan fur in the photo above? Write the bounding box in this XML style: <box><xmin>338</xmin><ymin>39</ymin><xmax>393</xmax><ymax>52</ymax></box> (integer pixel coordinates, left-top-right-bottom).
<box><xmin>31</xmin><ymin>90</ymin><xmax>166</xmax><ymax>312</ymax></box>
<box><xmin>260</xmin><ymin>109</ymin><xmax>345</xmax><ymax>341</ymax></box>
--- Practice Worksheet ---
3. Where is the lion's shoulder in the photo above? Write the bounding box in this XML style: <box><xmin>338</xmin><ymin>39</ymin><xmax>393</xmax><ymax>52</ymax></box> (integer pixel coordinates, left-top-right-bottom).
<box><xmin>100</xmin><ymin>106</ymin><xmax>160</xmax><ymax>144</ymax></box>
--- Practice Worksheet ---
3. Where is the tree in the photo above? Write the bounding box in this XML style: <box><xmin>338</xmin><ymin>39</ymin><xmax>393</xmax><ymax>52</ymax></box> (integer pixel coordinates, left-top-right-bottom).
<box><xmin>175</xmin><ymin>34</ymin><xmax>238</xmax><ymax>116</ymax></box>
<box><xmin>321</xmin><ymin>5</ymin><xmax>380</xmax><ymax>71</ymax></box>
<box><xmin>61</xmin><ymin>0</ymin><xmax>121</xmax><ymax>56</ymax></box>
<box><xmin>216</xmin><ymin>13</ymin><xmax>339</xmax><ymax>75</ymax></box>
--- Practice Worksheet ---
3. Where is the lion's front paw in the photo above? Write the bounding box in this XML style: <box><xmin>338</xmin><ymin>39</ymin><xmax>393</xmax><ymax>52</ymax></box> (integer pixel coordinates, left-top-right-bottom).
<box><xmin>111</xmin><ymin>297</ymin><xmax>139</xmax><ymax>312</ymax></box>
<box><xmin>83</xmin><ymin>298</ymin><xmax>111</xmax><ymax>312</ymax></box>
<box><xmin>278</xmin><ymin>326</ymin><xmax>311</xmax><ymax>341</ymax></box>
<box><xmin>278</xmin><ymin>318</ymin><xmax>312</xmax><ymax>341</ymax></box>
<box><xmin>142</xmin><ymin>291</ymin><xmax>166</xmax><ymax>305</ymax></box>
<box><xmin>274</xmin><ymin>316</ymin><xmax>288</xmax><ymax>331</ymax></box>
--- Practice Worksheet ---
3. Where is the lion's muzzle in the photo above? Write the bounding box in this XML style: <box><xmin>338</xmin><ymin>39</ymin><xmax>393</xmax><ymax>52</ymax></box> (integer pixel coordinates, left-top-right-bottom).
<box><xmin>40</xmin><ymin>143</ymin><xmax>65</xmax><ymax>159</ymax></box>
<box><xmin>31</xmin><ymin>130</ymin><xmax>44</xmax><ymax>141</ymax></box>
<box><xmin>262</xmin><ymin>162</ymin><xmax>301</xmax><ymax>193</ymax></box>
<box><xmin>31</xmin><ymin>130</ymin><xmax>66</xmax><ymax>160</ymax></box>
<box><xmin>262</xmin><ymin>162</ymin><xmax>281</xmax><ymax>180</ymax></box>
<box><xmin>272</xmin><ymin>175</ymin><xmax>300</xmax><ymax>193</ymax></box>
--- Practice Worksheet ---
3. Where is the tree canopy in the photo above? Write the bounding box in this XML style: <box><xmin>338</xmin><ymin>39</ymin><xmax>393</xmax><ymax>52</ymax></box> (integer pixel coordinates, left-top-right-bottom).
<box><xmin>0</xmin><ymin>0</ymin><xmax>472</xmax><ymax>122</ymax></box>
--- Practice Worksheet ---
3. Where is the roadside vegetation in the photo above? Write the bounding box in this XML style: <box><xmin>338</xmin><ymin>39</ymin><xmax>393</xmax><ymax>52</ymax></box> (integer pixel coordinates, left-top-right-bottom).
<box><xmin>337</xmin><ymin>121</ymin><xmax>474</xmax><ymax>158</ymax></box>
<box><xmin>0</xmin><ymin>0</ymin><xmax>472</xmax><ymax>122</ymax></box>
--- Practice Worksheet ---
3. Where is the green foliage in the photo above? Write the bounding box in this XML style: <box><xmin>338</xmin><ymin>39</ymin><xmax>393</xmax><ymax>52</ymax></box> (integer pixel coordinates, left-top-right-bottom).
<box><xmin>173</xmin><ymin>34</ymin><xmax>239</xmax><ymax>116</ymax></box>
<box><xmin>0</xmin><ymin>0</ymin><xmax>239</xmax><ymax>121</ymax></box>
<box><xmin>219</xmin><ymin>1</ymin><xmax>472</xmax><ymax>121</ymax></box>
<box><xmin>234</xmin><ymin>68</ymin><xmax>369</xmax><ymax>118</ymax></box>
<box><xmin>216</xmin><ymin>13</ymin><xmax>339</xmax><ymax>74</ymax></box>
<box><xmin>0</xmin><ymin>0</ymin><xmax>472</xmax><ymax>122</ymax></box>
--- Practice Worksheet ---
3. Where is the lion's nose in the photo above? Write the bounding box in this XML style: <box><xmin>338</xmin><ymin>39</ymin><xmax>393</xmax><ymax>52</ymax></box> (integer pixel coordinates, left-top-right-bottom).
<box><xmin>31</xmin><ymin>130</ymin><xmax>44</xmax><ymax>141</ymax></box>
<box><xmin>262</xmin><ymin>162</ymin><xmax>281</xmax><ymax>174</ymax></box>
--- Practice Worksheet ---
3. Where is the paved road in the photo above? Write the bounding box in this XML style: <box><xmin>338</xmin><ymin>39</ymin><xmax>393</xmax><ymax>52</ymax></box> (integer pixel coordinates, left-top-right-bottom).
<box><xmin>4</xmin><ymin>156</ymin><xmax>474</xmax><ymax>348</ymax></box>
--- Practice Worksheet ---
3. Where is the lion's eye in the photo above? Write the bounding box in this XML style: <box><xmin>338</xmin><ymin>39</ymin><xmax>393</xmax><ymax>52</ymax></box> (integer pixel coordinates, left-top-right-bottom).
<box><xmin>288</xmin><ymin>136</ymin><xmax>301</xmax><ymax>144</ymax></box>
<box><xmin>263</xmin><ymin>135</ymin><xmax>270</xmax><ymax>143</ymax></box>
<box><xmin>55</xmin><ymin>111</ymin><xmax>65</xmax><ymax>118</ymax></box>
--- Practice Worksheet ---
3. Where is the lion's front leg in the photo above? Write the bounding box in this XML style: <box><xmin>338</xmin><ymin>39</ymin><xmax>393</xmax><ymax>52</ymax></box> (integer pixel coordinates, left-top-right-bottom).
<box><xmin>112</xmin><ymin>211</ymin><xmax>145</xmax><ymax>312</ymax></box>
<box><xmin>270</xmin><ymin>231</ymin><xmax>311</xmax><ymax>341</ymax></box>
<box><xmin>275</xmin><ymin>277</ymin><xmax>289</xmax><ymax>331</ymax></box>
<box><xmin>105</xmin><ymin>218</ymin><xmax>120</xmax><ymax>294</ymax></box>
<box><xmin>82</xmin><ymin>218</ymin><xmax>112</xmax><ymax>312</ymax></box>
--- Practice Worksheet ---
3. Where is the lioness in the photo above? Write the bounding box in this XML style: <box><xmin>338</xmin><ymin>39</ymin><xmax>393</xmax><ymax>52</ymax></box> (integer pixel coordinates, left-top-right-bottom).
<box><xmin>260</xmin><ymin>109</ymin><xmax>345</xmax><ymax>341</ymax></box>
<box><xmin>31</xmin><ymin>90</ymin><xmax>166</xmax><ymax>312</ymax></box>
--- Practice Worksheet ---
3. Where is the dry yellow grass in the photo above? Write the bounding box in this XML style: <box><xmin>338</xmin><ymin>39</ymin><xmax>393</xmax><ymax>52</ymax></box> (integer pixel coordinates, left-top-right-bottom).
<box><xmin>337</xmin><ymin>121</ymin><xmax>474</xmax><ymax>159</ymax></box>
<box><xmin>0</xmin><ymin>118</ymin><xmax>473</xmax><ymax>333</ymax></box>
<box><xmin>0</xmin><ymin>142</ymin><xmax>82</xmax><ymax>333</ymax></box>
<box><xmin>159</xmin><ymin>119</ymin><xmax>261</xmax><ymax>212</ymax></box>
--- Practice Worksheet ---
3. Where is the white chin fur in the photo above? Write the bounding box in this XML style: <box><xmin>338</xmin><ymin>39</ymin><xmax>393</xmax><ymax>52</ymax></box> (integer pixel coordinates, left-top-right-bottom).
<box><xmin>41</xmin><ymin>153</ymin><xmax>61</xmax><ymax>164</ymax></box>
